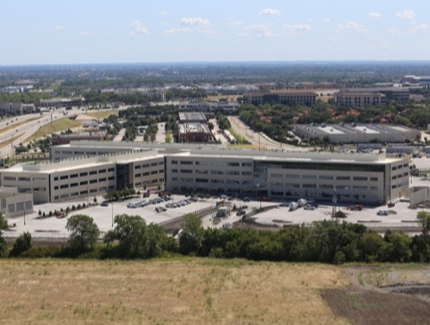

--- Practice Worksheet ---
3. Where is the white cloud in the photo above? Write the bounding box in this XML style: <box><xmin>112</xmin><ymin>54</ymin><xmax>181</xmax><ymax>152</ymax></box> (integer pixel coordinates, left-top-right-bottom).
<box><xmin>160</xmin><ymin>11</ymin><xmax>168</xmax><ymax>16</ymax></box>
<box><xmin>80</xmin><ymin>31</ymin><xmax>91</xmax><ymax>36</ymax></box>
<box><xmin>180</xmin><ymin>17</ymin><xmax>210</xmax><ymax>27</ymax></box>
<box><xmin>396</xmin><ymin>9</ymin><xmax>415</xmax><ymax>22</ymax></box>
<box><xmin>228</xmin><ymin>21</ymin><xmax>244</xmax><ymax>27</ymax></box>
<box><xmin>129</xmin><ymin>20</ymin><xmax>149</xmax><ymax>36</ymax></box>
<box><xmin>283</xmin><ymin>24</ymin><xmax>312</xmax><ymax>35</ymax></box>
<box><xmin>368</xmin><ymin>12</ymin><xmax>381</xmax><ymax>18</ymax></box>
<box><xmin>410</xmin><ymin>23</ymin><xmax>429</xmax><ymax>33</ymax></box>
<box><xmin>324</xmin><ymin>18</ymin><xmax>331</xmax><ymax>23</ymax></box>
<box><xmin>338</xmin><ymin>21</ymin><xmax>368</xmax><ymax>33</ymax></box>
<box><xmin>243</xmin><ymin>24</ymin><xmax>276</xmax><ymax>38</ymax></box>
<box><xmin>164</xmin><ymin>28</ymin><xmax>192</xmax><ymax>35</ymax></box>
<box><xmin>54</xmin><ymin>25</ymin><xmax>66</xmax><ymax>31</ymax></box>
<box><xmin>260</xmin><ymin>8</ymin><xmax>282</xmax><ymax>16</ymax></box>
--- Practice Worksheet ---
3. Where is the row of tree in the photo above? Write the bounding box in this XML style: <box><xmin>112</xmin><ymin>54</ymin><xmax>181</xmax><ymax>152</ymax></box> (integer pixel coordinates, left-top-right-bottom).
<box><xmin>3</xmin><ymin>212</ymin><xmax>430</xmax><ymax>264</ymax></box>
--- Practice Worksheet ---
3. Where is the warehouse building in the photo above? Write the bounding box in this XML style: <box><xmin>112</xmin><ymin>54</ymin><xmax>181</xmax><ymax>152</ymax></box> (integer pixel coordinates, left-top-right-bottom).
<box><xmin>294</xmin><ymin>123</ymin><xmax>421</xmax><ymax>144</ymax></box>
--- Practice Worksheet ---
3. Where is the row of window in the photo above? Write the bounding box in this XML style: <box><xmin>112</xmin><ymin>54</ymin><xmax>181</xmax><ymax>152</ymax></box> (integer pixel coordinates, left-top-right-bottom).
<box><xmin>53</xmin><ymin>177</ymin><xmax>115</xmax><ymax>190</ymax></box>
<box><xmin>135</xmin><ymin>170</ymin><xmax>163</xmax><ymax>177</ymax></box>
<box><xmin>171</xmin><ymin>177</ymin><xmax>252</xmax><ymax>185</ymax></box>
<box><xmin>134</xmin><ymin>161</ymin><xmax>163</xmax><ymax>170</ymax></box>
<box><xmin>270</xmin><ymin>174</ymin><xmax>378</xmax><ymax>181</ymax></box>
<box><xmin>171</xmin><ymin>160</ymin><xmax>252</xmax><ymax>167</ymax></box>
<box><xmin>172</xmin><ymin>169</ymin><xmax>252</xmax><ymax>176</ymax></box>
<box><xmin>53</xmin><ymin>168</ymin><xmax>115</xmax><ymax>181</ymax></box>
<box><xmin>53</xmin><ymin>186</ymin><xmax>115</xmax><ymax>200</ymax></box>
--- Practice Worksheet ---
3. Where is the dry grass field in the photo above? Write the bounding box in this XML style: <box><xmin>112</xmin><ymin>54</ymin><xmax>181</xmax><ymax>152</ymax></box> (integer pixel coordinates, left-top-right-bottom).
<box><xmin>24</xmin><ymin>118</ymin><xmax>82</xmax><ymax>142</ymax></box>
<box><xmin>0</xmin><ymin>259</ymin><xmax>348</xmax><ymax>324</ymax></box>
<box><xmin>85</xmin><ymin>110</ymin><xmax>118</xmax><ymax>120</ymax></box>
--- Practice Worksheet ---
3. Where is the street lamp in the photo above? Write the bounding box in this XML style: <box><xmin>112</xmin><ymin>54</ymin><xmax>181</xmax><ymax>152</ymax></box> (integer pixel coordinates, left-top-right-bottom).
<box><xmin>111</xmin><ymin>202</ymin><xmax>114</xmax><ymax>227</ymax></box>
<box><xmin>24</xmin><ymin>209</ymin><xmax>26</xmax><ymax>225</ymax></box>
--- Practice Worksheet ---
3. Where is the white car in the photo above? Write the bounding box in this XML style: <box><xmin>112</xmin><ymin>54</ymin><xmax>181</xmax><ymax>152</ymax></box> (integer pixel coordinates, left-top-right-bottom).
<box><xmin>377</xmin><ymin>210</ymin><xmax>389</xmax><ymax>216</ymax></box>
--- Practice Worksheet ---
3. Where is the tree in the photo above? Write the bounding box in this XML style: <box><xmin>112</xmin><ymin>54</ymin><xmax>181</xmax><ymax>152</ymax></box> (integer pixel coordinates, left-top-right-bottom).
<box><xmin>179</xmin><ymin>214</ymin><xmax>204</xmax><ymax>255</ymax></box>
<box><xmin>66</xmin><ymin>215</ymin><xmax>100</xmax><ymax>253</ymax></box>
<box><xmin>10</xmin><ymin>232</ymin><xmax>32</xmax><ymax>257</ymax></box>
<box><xmin>0</xmin><ymin>213</ymin><xmax>8</xmax><ymax>256</ymax></box>
<box><xmin>104</xmin><ymin>214</ymin><xmax>148</xmax><ymax>258</ymax></box>
<box><xmin>165</xmin><ymin>131</ymin><xmax>173</xmax><ymax>144</ymax></box>
<box><xmin>417</xmin><ymin>211</ymin><xmax>430</xmax><ymax>237</ymax></box>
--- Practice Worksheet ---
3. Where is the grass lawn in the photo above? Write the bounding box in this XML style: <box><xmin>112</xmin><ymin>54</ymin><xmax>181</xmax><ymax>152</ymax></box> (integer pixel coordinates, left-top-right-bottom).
<box><xmin>0</xmin><ymin>258</ymin><xmax>347</xmax><ymax>324</ymax></box>
<box><xmin>0</xmin><ymin>133</ymin><xmax>25</xmax><ymax>149</ymax></box>
<box><xmin>24</xmin><ymin>118</ymin><xmax>82</xmax><ymax>142</ymax></box>
<box><xmin>85</xmin><ymin>110</ymin><xmax>118</xmax><ymax>120</ymax></box>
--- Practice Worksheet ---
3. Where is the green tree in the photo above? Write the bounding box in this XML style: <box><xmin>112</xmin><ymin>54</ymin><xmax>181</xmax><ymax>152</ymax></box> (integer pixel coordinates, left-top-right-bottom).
<box><xmin>104</xmin><ymin>214</ymin><xmax>148</xmax><ymax>258</ymax></box>
<box><xmin>10</xmin><ymin>232</ymin><xmax>33</xmax><ymax>257</ymax></box>
<box><xmin>179</xmin><ymin>214</ymin><xmax>204</xmax><ymax>255</ymax></box>
<box><xmin>165</xmin><ymin>131</ymin><xmax>173</xmax><ymax>144</ymax></box>
<box><xmin>0</xmin><ymin>213</ymin><xmax>8</xmax><ymax>256</ymax></box>
<box><xmin>66</xmin><ymin>215</ymin><xmax>100</xmax><ymax>253</ymax></box>
<box><xmin>417</xmin><ymin>211</ymin><xmax>430</xmax><ymax>237</ymax></box>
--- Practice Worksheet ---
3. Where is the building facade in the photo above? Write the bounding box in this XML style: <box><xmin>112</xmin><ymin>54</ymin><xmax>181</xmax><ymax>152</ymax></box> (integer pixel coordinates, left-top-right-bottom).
<box><xmin>243</xmin><ymin>91</ymin><xmax>317</xmax><ymax>105</ymax></box>
<box><xmin>46</xmin><ymin>141</ymin><xmax>410</xmax><ymax>205</ymax></box>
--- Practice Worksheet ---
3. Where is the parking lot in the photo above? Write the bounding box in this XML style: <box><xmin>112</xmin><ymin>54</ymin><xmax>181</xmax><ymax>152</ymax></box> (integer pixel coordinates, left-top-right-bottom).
<box><xmin>4</xmin><ymin>174</ymin><xmax>430</xmax><ymax>239</ymax></box>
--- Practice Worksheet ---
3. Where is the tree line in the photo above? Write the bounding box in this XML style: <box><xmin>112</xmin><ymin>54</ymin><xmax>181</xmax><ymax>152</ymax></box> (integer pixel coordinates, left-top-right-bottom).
<box><xmin>3</xmin><ymin>212</ymin><xmax>430</xmax><ymax>264</ymax></box>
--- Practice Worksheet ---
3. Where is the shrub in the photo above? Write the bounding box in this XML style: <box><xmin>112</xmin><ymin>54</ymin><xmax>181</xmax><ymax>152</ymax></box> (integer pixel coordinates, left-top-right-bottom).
<box><xmin>10</xmin><ymin>232</ymin><xmax>33</xmax><ymax>257</ymax></box>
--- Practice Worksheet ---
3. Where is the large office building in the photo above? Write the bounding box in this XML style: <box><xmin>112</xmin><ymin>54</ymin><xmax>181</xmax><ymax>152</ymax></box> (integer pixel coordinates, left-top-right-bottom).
<box><xmin>44</xmin><ymin>141</ymin><xmax>411</xmax><ymax>205</ymax></box>
<box><xmin>294</xmin><ymin>123</ymin><xmax>421</xmax><ymax>144</ymax></box>
<box><xmin>243</xmin><ymin>91</ymin><xmax>317</xmax><ymax>105</ymax></box>
<box><xmin>179</xmin><ymin>101</ymin><xmax>240</xmax><ymax>113</ymax></box>
<box><xmin>0</xmin><ymin>151</ymin><xmax>165</xmax><ymax>204</ymax></box>
<box><xmin>37</xmin><ymin>97</ymin><xmax>85</xmax><ymax>108</ymax></box>
<box><xmin>0</xmin><ymin>187</ymin><xmax>33</xmax><ymax>218</ymax></box>
<box><xmin>334</xmin><ymin>88</ymin><xmax>410</xmax><ymax>106</ymax></box>
<box><xmin>0</xmin><ymin>102</ymin><xmax>36</xmax><ymax>115</ymax></box>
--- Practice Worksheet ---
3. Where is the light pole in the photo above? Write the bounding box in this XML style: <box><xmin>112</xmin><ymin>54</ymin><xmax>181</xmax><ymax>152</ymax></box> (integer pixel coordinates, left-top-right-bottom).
<box><xmin>24</xmin><ymin>209</ymin><xmax>26</xmax><ymax>225</ymax></box>
<box><xmin>111</xmin><ymin>202</ymin><xmax>114</xmax><ymax>227</ymax></box>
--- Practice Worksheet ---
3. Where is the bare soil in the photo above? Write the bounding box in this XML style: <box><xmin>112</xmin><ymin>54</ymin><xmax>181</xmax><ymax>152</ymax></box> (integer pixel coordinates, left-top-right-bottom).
<box><xmin>321</xmin><ymin>265</ymin><xmax>430</xmax><ymax>324</ymax></box>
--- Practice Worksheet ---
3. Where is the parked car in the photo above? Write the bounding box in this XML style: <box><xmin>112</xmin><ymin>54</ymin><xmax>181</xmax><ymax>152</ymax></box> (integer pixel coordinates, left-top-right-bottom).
<box><xmin>127</xmin><ymin>203</ymin><xmax>138</xmax><ymax>208</ymax></box>
<box><xmin>377</xmin><ymin>210</ymin><xmax>389</xmax><ymax>216</ymax></box>
<box><xmin>101</xmin><ymin>202</ymin><xmax>109</xmax><ymax>207</ymax></box>
<box><xmin>236</xmin><ymin>210</ymin><xmax>246</xmax><ymax>216</ymax></box>
<box><xmin>280</xmin><ymin>201</ymin><xmax>290</xmax><ymax>207</ymax></box>
<box><xmin>303</xmin><ymin>204</ymin><xmax>315</xmax><ymax>211</ymax></box>
<box><xmin>243</xmin><ymin>197</ymin><xmax>250</xmax><ymax>202</ymax></box>
<box><xmin>155</xmin><ymin>206</ymin><xmax>167</xmax><ymax>212</ymax></box>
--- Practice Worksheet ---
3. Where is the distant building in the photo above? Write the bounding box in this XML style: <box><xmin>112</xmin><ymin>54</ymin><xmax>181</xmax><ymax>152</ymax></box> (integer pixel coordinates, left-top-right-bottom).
<box><xmin>334</xmin><ymin>88</ymin><xmax>410</xmax><ymax>106</ymax></box>
<box><xmin>401</xmin><ymin>75</ymin><xmax>430</xmax><ymax>86</ymax></box>
<box><xmin>0</xmin><ymin>102</ymin><xmax>35</xmax><ymax>115</ymax></box>
<box><xmin>51</xmin><ymin>131</ymin><xmax>107</xmax><ymax>146</ymax></box>
<box><xmin>178</xmin><ymin>123</ymin><xmax>213</xmax><ymax>143</ymax></box>
<box><xmin>0</xmin><ymin>85</ymin><xmax>33</xmax><ymax>93</ymax></box>
<box><xmin>178</xmin><ymin>112</ymin><xmax>207</xmax><ymax>124</ymax></box>
<box><xmin>179</xmin><ymin>100</ymin><xmax>240</xmax><ymax>112</ymax></box>
<box><xmin>37</xmin><ymin>97</ymin><xmax>85</xmax><ymax>108</ymax></box>
<box><xmin>294</xmin><ymin>123</ymin><xmax>421</xmax><ymax>144</ymax></box>
<box><xmin>243</xmin><ymin>91</ymin><xmax>317</xmax><ymax>105</ymax></box>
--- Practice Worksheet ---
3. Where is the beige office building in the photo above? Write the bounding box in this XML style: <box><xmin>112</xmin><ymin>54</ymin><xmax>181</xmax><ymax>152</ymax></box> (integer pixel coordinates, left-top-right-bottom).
<box><xmin>0</xmin><ymin>151</ymin><xmax>165</xmax><ymax>204</ymax></box>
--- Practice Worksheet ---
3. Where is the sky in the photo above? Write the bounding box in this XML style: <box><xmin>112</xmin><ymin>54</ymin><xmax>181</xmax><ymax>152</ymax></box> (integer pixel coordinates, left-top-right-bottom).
<box><xmin>1</xmin><ymin>0</ymin><xmax>430</xmax><ymax>65</ymax></box>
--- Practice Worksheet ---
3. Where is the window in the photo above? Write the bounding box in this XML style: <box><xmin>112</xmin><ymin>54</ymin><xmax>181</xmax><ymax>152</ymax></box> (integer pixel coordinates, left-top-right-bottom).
<box><xmin>80</xmin><ymin>181</ymin><xmax>88</xmax><ymax>185</ymax></box>
<box><xmin>172</xmin><ymin>160</ymin><xmax>178</xmax><ymax>165</ymax></box>
<box><xmin>226</xmin><ymin>171</ymin><xmax>239</xmax><ymax>175</ymax></box>
<box><xmin>108</xmin><ymin>176</ymin><xmax>115</xmax><ymax>181</ymax></box>
<box><xmin>211</xmin><ymin>170</ymin><xmax>223</xmax><ymax>175</ymax></box>
<box><xmin>353</xmin><ymin>186</ymin><xmax>367</xmax><ymax>190</ymax></box>
<box><xmin>195</xmin><ymin>161</ymin><xmax>208</xmax><ymax>166</ymax></box>
<box><xmin>151</xmin><ymin>171</ymin><xmax>158</xmax><ymax>175</ymax></box>
<box><xmin>319</xmin><ymin>175</ymin><xmax>333</xmax><ymax>180</ymax></box>
<box><xmin>60</xmin><ymin>175</ymin><xmax>68</xmax><ymax>180</ymax></box>
<box><xmin>370</xmin><ymin>177</ymin><xmax>378</xmax><ymax>181</ymax></box>
<box><xmin>33</xmin><ymin>177</ymin><xmax>46</xmax><ymax>181</ymax></box>
<box><xmin>135</xmin><ymin>173</ymin><xmax>141</xmax><ymax>178</ymax></box>
<box><xmin>135</xmin><ymin>165</ymin><xmax>141</xmax><ymax>170</ymax></box>
<box><xmin>242</xmin><ymin>162</ymin><xmax>252</xmax><ymax>167</ymax></box>
<box><xmin>353</xmin><ymin>177</ymin><xmax>367</xmax><ymax>181</ymax></box>
<box><xmin>99</xmin><ymin>169</ymin><xmax>106</xmax><ymax>174</ymax></box>
<box><xmin>99</xmin><ymin>178</ymin><xmax>107</xmax><ymax>182</ymax></box>
<box><xmin>303</xmin><ymin>175</ymin><xmax>316</xmax><ymax>180</ymax></box>
<box><xmin>227</xmin><ymin>162</ymin><xmax>240</xmax><ymax>167</ymax></box>
<box><xmin>151</xmin><ymin>162</ymin><xmax>158</xmax><ymax>166</ymax></box>
<box><xmin>60</xmin><ymin>184</ymin><xmax>68</xmax><ymax>189</ymax></box>
<box><xmin>70</xmin><ymin>183</ymin><xmax>78</xmax><ymax>188</ymax></box>
<box><xmin>271</xmin><ymin>173</ymin><xmax>283</xmax><ymax>178</ymax></box>
<box><xmin>90</xmin><ymin>179</ymin><xmax>97</xmax><ymax>184</ymax></box>
<box><xmin>336</xmin><ymin>176</ymin><xmax>350</xmax><ymax>180</ymax></box>
<box><xmin>180</xmin><ymin>169</ymin><xmax>192</xmax><ymax>174</ymax></box>
<box><xmin>142</xmin><ymin>164</ymin><xmax>149</xmax><ymax>168</ymax></box>
<box><xmin>108</xmin><ymin>168</ymin><xmax>115</xmax><ymax>172</ymax></box>
<box><xmin>4</xmin><ymin>176</ymin><xmax>16</xmax><ymax>181</ymax></box>
<box><xmin>172</xmin><ymin>169</ymin><xmax>178</xmax><ymax>173</ymax></box>
<box><xmin>142</xmin><ymin>172</ymin><xmax>150</xmax><ymax>176</ymax></box>
<box><xmin>89</xmin><ymin>170</ymin><xmax>97</xmax><ymax>175</ymax></box>
<box><xmin>180</xmin><ymin>161</ymin><xmax>193</xmax><ymax>165</ymax></box>
<box><xmin>70</xmin><ymin>174</ymin><xmax>78</xmax><ymax>179</ymax></box>
<box><xmin>54</xmin><ymin>177</ymin><xmax>58</xmax><ymax>181</ymax></box>
<box><xmin>285</xmin><ymin>174</ymin><xmax>299</xmax><ymax>179</ymax></box>
<box><xmin>242</xmin><ymin>171</ymin><xmax>252</xmax><ymax>176</ymax></box>
<box><xmin>80</xmin><ymin>172</ymin><xmax>88</xmax><ymax>177</ymax></box>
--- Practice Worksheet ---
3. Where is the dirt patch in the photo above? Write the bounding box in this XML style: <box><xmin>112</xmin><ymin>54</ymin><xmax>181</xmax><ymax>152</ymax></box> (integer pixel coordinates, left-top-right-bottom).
<box><xmin>322</xmin><ymin>287</ymin><xmax>430</xmax><ymax>325</ymax></box>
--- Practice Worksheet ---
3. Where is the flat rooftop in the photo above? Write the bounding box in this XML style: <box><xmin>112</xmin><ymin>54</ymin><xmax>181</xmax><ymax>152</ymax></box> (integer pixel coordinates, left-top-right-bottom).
<box><xmin>178</xmin><ymin>112</ymin><xmax>207</xmax><ymax>122</ymax></box>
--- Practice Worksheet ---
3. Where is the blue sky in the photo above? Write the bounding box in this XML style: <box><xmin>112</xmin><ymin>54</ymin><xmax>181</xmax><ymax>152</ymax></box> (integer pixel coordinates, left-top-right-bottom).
<box><xmin>1</xmin><ymin>1</ymin><xmax>430</xmax><ymax>65</ymax></box>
